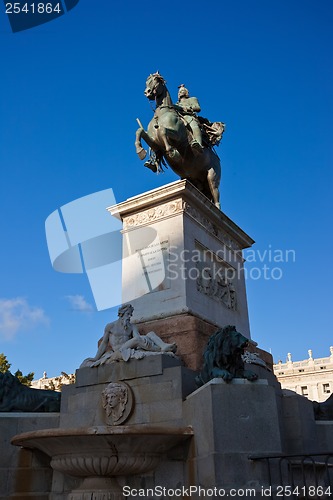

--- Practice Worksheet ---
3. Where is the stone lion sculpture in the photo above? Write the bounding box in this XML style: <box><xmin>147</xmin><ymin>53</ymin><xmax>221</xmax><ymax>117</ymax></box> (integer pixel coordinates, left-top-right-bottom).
<box><xmin>196</xmin><ymin>325</ymin><xmax>258</xmax><ymax>386</ymax></box>
<box><xmin>0</xmin><ymin>372</ymin><xmax>61</xmax><ymax>412</ymax></box>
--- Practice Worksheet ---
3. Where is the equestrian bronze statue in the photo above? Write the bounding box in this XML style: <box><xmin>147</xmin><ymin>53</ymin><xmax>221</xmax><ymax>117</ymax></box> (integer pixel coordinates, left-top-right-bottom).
<box><xmin>135</xmin><ymin>73</ymin><xmax>225</xmax><ymax>209</ymax></box>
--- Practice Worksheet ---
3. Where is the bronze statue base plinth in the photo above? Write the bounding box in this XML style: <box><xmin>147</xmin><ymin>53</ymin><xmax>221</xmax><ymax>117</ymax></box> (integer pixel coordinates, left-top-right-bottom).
<box><xmin>136</xmin><ymin>313</ymin><xmax>273</xmax><ymax>372</ymax></box>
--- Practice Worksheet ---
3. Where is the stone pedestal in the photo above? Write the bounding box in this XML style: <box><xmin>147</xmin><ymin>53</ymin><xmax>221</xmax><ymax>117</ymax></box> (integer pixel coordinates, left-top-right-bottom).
<box><xmin>108</xmin><ymin>180</ymin><xmax>254</xmax><ymax>369</ymax></box>
<box><xmin>136</xmin><ymin>314</ymin><xmax>217</xmax><ymax>371</ymax></box>
<box><xmin>183</xmin><ymin>378</ymin><xmax>284</xmax><ymax>494</ymax></box>
<box><xmin>0</xmin><ymin>413</ymin><xmax>60</xmax><ymax>500</ymax></box>
<box><xmin>8</xmin><ymin>356</ymin><xmax>333</xmax><ymax>498</ymax></box>
<box><xmin>60</xmin><ymin>355</ymin><xmax>196</xmax><ymax>429</ymax></box>
<box><xmin>7</xmin><ymin>182</ymin><xmax>333</xmax><ymax>499</ymax></box>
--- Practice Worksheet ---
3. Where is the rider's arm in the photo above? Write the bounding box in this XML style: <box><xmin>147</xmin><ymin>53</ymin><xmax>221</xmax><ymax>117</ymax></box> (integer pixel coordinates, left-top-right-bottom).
<box><xmin>174</xmin><ymin>100</ymin><xmax>200</xmax><ymax>115</ymax></box>
<box><xmin>187</xmin><ymin>97</ymin><xmax>201</xmax><ymax>113</ymax></box>
<box><xmin>173</xmin><ymin>103</ymin><xmax>186</xmax><ymax>113</ymax></box>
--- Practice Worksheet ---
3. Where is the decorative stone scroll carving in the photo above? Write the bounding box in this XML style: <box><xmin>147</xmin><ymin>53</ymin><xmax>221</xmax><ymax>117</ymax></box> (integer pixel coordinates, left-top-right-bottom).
<box><xmin>242</xmin><ymin>351</ymin><xmax>268</xmax><ymax>369</ymax></box>
<box><xmin>101</xmin><ymin>382</ymin><xmax>133</xmax><ymax>426</ymax></box>
<box><xmin>196</xmin><ymin>261</ymin><xmax>237</xmax><ymax>310</ymax></box>
<box><xmin>123</xmin><ymin>199</ymin><xmax>183</xmax><ymax>229</ymax></box>
<box><xmin>184</xmin><ymin>202</ymin><xmax>218</xmax><ymax>236</ymax></box>
<box><xmin>122</xmin><ymin>198</ymin><xmax>242</xmax><ymax>258</ymax></box>
<box><xmin>183</xmin><ymin>202</ymin><xmax>241</xmax><ymax>252</ymax></box>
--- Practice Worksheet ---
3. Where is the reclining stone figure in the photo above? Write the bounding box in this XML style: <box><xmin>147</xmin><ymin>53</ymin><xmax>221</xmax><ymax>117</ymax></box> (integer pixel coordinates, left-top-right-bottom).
<box><xmin>80</xmin><ymin>304</ymin><xmax>177</xmax><ymax>367</ymax></box>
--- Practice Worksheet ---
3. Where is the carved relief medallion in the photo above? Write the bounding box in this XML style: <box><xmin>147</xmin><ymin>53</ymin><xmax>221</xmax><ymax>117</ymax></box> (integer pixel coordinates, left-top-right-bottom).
<box><xmin>101</xmin><ymin>381</ymin><xmax>133</xmax><ymax>426</ymax></box>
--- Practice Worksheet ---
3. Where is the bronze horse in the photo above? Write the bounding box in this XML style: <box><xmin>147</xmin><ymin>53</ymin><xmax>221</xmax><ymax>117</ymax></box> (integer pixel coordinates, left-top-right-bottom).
<box><xmin>135</xmin><ymin>73</ymin><xmax>223</xmax><ymax>209</ymax></box>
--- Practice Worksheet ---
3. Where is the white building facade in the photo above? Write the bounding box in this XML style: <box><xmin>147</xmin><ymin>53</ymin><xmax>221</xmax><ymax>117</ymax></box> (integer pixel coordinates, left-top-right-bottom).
<box><xmin>31</xmin><ymin>371</ymin><xmax>75</xmax><ymax>391</ymax></box>
<box><xmin>273</xmin><ymin>347</ymin><xmax>333</xmax><ymax>402</ymax></box>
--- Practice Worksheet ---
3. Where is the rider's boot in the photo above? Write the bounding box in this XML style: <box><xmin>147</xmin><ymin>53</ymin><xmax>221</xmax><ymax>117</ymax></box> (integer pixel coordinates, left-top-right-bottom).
<box><xmin>191</xmin><ymin>140</ymin><xmax>204</xmax><ymax>155</ymax></box>
<box><xmin>144</xmin><ymin>160</ymin><xmax>158</xmax><ymax>173</ymax></box>
<box><xmin>166</xmin><ymin>148</ymin><xmax>181</xmax><ymax>161</ymax></box>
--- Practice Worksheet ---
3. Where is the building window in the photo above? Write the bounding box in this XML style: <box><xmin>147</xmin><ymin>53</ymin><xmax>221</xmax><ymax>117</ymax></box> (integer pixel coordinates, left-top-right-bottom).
<box><xmin>299</xmin><ymin>369</ymin><xmax>304</xmax><ymax>372</ymax></box>
<box><xmin>301</xmin><ymin>386</ymin><xmax>308</xmax><ymax>396</ymax></box>
<box><xmin>320</xmin><ymin>366</ymin><xmax>326</xmax><ymax>370</ymax></box>
<box><xmin>323</xmin><ymin>384</ymin><xmax>331</xmax><ymax>394</ymax></box>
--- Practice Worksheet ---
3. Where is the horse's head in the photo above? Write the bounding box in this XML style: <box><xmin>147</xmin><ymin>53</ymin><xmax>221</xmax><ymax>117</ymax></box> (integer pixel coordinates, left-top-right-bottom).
<box><xmin>144</xmin><ymin>72</ymin><xmax>166</xmax><ymax>101</ymax></box>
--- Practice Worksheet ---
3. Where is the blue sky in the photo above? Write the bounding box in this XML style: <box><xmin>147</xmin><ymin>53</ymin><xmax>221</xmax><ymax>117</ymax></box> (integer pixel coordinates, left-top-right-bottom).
<box><xmin>0</xmin><ymin>0</ymin><xmax>332</xmax><ymax>378</ymax></box>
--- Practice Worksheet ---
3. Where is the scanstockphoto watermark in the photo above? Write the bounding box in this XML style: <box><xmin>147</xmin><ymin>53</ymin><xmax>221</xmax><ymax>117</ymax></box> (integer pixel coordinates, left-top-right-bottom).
<box><xmin>123</xmin><ymin>485</ymin><xmax>332</xmax><ymax>498</ymax></box>
<box><xmin>123</xmin><ymin>485</ymin><xmax>259</xmax><ymax>497</ymax></box>
<box><xmin>167</xmin><ymin>245</ymin><xmax>296</xmax><ymax>282</ymax></box>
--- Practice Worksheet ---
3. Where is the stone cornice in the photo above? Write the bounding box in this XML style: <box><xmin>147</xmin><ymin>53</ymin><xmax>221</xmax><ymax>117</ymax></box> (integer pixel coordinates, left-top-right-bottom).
<box><xmin>107</xmin><ymin>180</ymin><xmax>255</xmax><ymax>250</ymax></box>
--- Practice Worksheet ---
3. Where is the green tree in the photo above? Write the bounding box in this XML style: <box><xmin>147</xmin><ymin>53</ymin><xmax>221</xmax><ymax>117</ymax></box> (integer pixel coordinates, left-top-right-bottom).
<box><xmin>0</xmin><ymin>353</ymin><xmax>34</xmax><ymax>387</ymax></box>
<box><xmin>0</xmin><ymin>353</ymin><xmax>11</xmax><ymax>373</ymax></box>
<box><xmin>14</xmin><ymin>369</ymin><xmax>34</xmax><ymax>387</ymax></box>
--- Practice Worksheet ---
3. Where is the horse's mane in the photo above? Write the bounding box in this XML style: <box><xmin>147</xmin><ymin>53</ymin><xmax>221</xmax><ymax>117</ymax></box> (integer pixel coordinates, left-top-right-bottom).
<box><xmin>149</xmin><ymin>71</ymin><xmax>166</xmax><ymax>85</ymax></box>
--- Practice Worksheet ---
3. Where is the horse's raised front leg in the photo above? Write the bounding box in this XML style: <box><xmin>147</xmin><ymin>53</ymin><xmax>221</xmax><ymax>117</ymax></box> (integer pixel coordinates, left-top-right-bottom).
<box><xmin>135</xmin><ymin>127</ymin><xmax>147</xmax><ymax>160</ymax></box>
<box><xmin>135</xmin><ymin>127</ymin><xmax>161</xmax><ymax>158</ymax></box>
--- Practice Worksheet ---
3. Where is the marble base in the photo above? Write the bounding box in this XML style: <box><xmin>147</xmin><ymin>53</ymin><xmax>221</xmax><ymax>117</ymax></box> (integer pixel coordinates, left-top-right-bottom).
<box><xmin>108</xmin><ymin>180</ymin><xmax>254</xmax><ymax>339</ymax></box>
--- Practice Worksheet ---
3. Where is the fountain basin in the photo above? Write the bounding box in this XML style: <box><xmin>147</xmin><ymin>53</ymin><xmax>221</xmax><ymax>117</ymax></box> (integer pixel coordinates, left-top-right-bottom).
<box><xmin>11</xmin><ymin>424</ymin><xmax>194</xmax><ymax>477</ymax></box>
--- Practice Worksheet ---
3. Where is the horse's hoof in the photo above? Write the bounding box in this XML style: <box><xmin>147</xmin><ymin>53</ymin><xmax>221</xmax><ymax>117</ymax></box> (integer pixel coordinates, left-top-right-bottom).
<box><xmin>137</xmin><ymin>148</ymin><xmax>147</xmax><ymax>160</ymax></box>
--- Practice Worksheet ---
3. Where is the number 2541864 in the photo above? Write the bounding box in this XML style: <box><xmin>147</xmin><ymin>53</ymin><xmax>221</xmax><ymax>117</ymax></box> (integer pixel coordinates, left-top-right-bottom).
<box><xmin>6</xmin><ymin>3</ymin><xmax>62</xmax><ymax>14</ymax></box>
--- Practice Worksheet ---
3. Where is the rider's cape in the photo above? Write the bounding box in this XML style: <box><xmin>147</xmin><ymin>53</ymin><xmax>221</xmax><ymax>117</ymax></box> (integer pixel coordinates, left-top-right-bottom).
<box><xmin>198</xmin><ymin>117</ymin><xmax>225</xmax><ymax>147</ymax></box>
